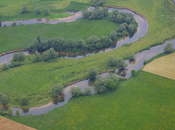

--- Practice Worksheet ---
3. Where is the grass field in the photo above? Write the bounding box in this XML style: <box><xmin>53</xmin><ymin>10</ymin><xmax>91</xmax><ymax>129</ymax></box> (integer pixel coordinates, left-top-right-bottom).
<box><xmin>143</xmin><ymin>52</ymin><xmax>175</xmax><ymax>80</ymax></box>
<box><xmin>0</xmin><ymin>18</ymin><xmax>120</xmax><ymax>54</ymax></box>
<box><xmin>5</xmin><ymin>70</ymin><xmax>175</xmax><ymax>129</ymax></box>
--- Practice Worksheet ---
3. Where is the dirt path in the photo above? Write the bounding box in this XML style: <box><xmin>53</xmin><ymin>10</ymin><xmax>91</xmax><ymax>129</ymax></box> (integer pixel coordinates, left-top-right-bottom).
<box><xmin>0</xmin><ymin>116</ymin><xmax>37</xmax><ymax>130</ymax></box>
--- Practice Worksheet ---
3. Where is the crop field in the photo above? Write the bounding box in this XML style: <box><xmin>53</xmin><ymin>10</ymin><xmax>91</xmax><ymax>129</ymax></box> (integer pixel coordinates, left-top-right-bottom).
<box><xmin>143</xmin><ymin>52</ymin><xmax>175</xmax><ymax>80</ymax></box>
<box><xmin>6</xmin><ymin>71</ymin><xmax>175</xmax><ymax>129</ymax></box>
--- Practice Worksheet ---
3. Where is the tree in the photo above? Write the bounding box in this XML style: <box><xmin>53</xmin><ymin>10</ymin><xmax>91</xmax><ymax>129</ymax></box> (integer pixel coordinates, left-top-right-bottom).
<box><xmin>117</xmin><ymin>24</ymin><xmax>126</xmax><ymax>32</ymax></box>
<box><xmin>129</xmin><ymin>53</ymin><xmax>135</xmax><ymax>61</ymax></box>
<box><xmin>21</xmin><ymin>5</ymin><xmax>28</xmax><ymax>14</ymax></box>
<box><xmin>88</xmin><ymin>67</ymin><xmax>98</xmax><ymax>78</ymax></box>
<box><xmin>11</xmin><ymin>22</ymin><xmax>17</xmax><ymax>26</ymax></box>
<box><xmin>33</xmin><ymin>51</ymin><xmax>42</xmax><ymax>62</ymax></box>
<box><xmin>116</xmin><ymin>58</ymin><xmax>127</xmax><ymax>68</ymax></box>
<box><xmin>49</xmin><ymin>48</ymin><xmax>58</xmax><ymax>59</ymax></box>
<box><xmin>94</xmin><ymin>0</ymin><xmax>105</xmax><ymax>6</ymax></box>
<box><xmin>45</xmin><ymin>9</ymin><xmax>50</xmax><ymax>15</ymax></box>
<box><xmin>164</xmin><ymin>43</ymin><xmax>173</xmax><ymax>53</ymax></box>
<box><xmin>50</xmin><ymin>85</ymin><xmax>64</xmax><ymax>98</ymax></box>
<box><xmin>128</xmin><ymin>24</ymin><xmax>137</xmax><ymax>33</ymax></box>
<box><xmin>7</xmin><ymin>108</ymin><xmax>13</xmax><ymax>116</ymax></box>
<box><xmin>84</xmin><ymin>87</ymin><xmax>92</xmax><ymax>96</ymax></box>
<box><xmin>18</xmin><ymin>52</ymin><xmax>25</xmax><ymax>61</ymax></box>
<box><xmin>93</xmin><ymin>76</ymin><xmax>108</xmax><ymax>94</ymax></box>
<box><xmin>108</xmin><ymin>79</ymin><xmax>117</xmax><ymax>90</ymax></box>
<box><xmin>21</xmin><ymin>96</ymin><xmax>28</xmax><ymax>105</ymax></box>
<box><xmin>125</xmin><ymin>17</ymin><xmax>131</xmax><ymax>24</ymax></box>
<box><xmin>82</xmin><ymin>10</ymin><xmax>90</xmax><ymax>18</ymax></box>
<box><xmin>36</xmin><ymin>8</ymin><xmax>41</xmax><ymax>14</ymax></box>
<box><xmin>13</xmin><ymin>53</ymin><xmax>19</xmax><ymax>61</ymax></box>
<box><xmin>69</xmin><ymin>87</ymin><xmax>82</xmax><ymax>97</ymax></box>
<box><xmin>131</xmin><ymin>69</ymin><xmax>136</xmax><ymax>76</ymax></box>
<box><xmin>16</xmin><ymin>110</ymin><xmax>20</xmax><ymax>116</ymax></box>
<box><xmin>2</xmin><ymin>63</ymin><xmax>9</xmax><ymax>70</ymax></box>
<box><xmin>108</xmin><ymin>55</ymin><xmax>116</xmax><ymax>67</ymax></box>
<box><xmin>42</xmin><ymin>50</ymin><xmax>51</xmax><ymax>61</ymax></box>
<box><xmin>0</xmin><ymin>93</ymin><xmax>9</xmax><ymax>105</ymax></box>
<box><xmin>110</xmin><ymin>31</ymin><xmax>117</xmax><ymax>41</ymax></box>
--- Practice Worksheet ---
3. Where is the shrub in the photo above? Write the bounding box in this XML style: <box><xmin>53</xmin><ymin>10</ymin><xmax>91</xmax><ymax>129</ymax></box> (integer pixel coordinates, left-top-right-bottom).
<box><xmin>7</xmin><ymin>108</ymin><xmax>13</xmax><ymax>116</ymax></box>
<box><xmin>163</xmin><ymin>43</ymin><xmax>173</xmax><ymax>53</ymax></box>
<box><xmin>108</xmin><ymin>79</ymin><xmax>117</xmax><ymax>90</ymax></box>
<box><xmin>36</xmin><ymin>8</ymin><xmax>41</xmax><ymax>14</ymax></box>
<box><xmin>16</xmin><ymin>110</ymin><xmax>20</xmax><ymax>116</ymax></box>
<box><xmin>2</xmin><ymin>63</ymin><xmax>9</xmax><ymax>70</ymax></box>
<box><xmin>69</xmin><ymin>87</ymin><xmax>82</xmax><ymax>97</ymax></box>
<box><xmin>84</xmin><ymin>87</ymin><xmax>92</xmax><ymax>96</ymax></box>
<box><xmin>0</xmin><ymin>93</ymin><xmax>9</xmax><ymax>105</ymax></box>
<box><xmin>49</xmin><ymin>48</ymin><xmax>58</xmax><ymax>59</ymax></box>
<box><xmin>11</xmin><ymin>22</ymin><xmax>17</xmax><ymax>26</ymax></box>
<box><xmin>4</xmin><ymin>24</ymin><xmax>7</xmax><ymax>27</ymax></box>
<box><xmin>13</xmin><ymin>52</ymin><xmax>25</xmax><ymax>61</ymax></box>
<box><xmin>21</xmin><ymin>96</ymin><xmax>28</xmax><ymax>105</ymax></box>
<box><xmin>33</xmin><ymin>51</ymin><xmax>42</xmax><ymax>62</ymax></box>
<box><xmin>129</xmin><ymin>53</ymin><xmax>135</xmax><ymax>61</ymax></box>
<box><xmin>21</xmin><ymin>5</ymin><xmax>28</xmax><ymax>14</ymax></box>
<box><xmin>116</xmin><ymin>58</ymin><xmax>127</xmax><ymax>68</ymax></box>
<box><xmin>50</xmin><ymin>85</ymin><xmax>64</xmax><ymax>98</ymax></box>
<box><xmin>88</xmin><ymin>67</ymin><xmax>98</xmax><ymax>78</ymax></box>
<box><xmin>143</xmin><ymin>60</ymin><xmax>147</xmax><ymax>65</ymax></box>
<box><xmin>93</xmin><ymin>0</ymin><xmax>105</xmax><ymax>6</ymax></box>
<box><xmin>108</xmin><ymin>55</ymin><xmax>116</xmax><ymax>67</ymax></box>
<box><xmin>45</xmin><ymin>9</ymin><xmax>50</xmax><ymax>15</ymax></box>
<box><xmin>42</xmin><ymin>50</ymin><xmax>51</xmax><ymax>61</ymax></box>
<box><xmin>8</xmin><ymin>62</ymin><xmax>23</xmax><ymax>68</ymax></box>
<box><xmin>131</xmin><ymin>69</ymin><xmax>136</xmax><ymax>76</ymax></box>
<box><xmin>93</xmin><ymin>76</ymin><xmax>108</xmax><ymax>94</ymax></box>
<box><xmin>110</xmin><ymin>31</ymin><xmax>117</xmax><ymax>41</ymax></box>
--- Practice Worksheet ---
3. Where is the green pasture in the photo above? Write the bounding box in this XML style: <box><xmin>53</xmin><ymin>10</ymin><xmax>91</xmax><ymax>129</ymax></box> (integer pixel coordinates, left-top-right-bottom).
<box><xmin>6</xmin><ymin>71</ymin><xmax>175</xmax><ymax>129</ymax></box>
<box><xmin>0</xmin><ymin>18</ymin><xmax>120</xmax><ymax>54</ymax></box>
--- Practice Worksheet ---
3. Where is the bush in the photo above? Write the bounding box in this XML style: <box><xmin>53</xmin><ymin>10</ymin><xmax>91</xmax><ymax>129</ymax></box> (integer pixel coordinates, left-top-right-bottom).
<box><xmin>50</xmin><ymin>85</ymin><xmax>64</xmax><ymax>98</ymax></box>
<box><xmin>21</xmin><ymin>5</ymin><xmax>28</xmax><ymax>14</ymax></box>
<box><xmin>45</xmin><ymin>9</ymin><xmax>50</xmax><ymax>15</ymax></box>
<box><xmin>33</xmin><ymin>51</ymin><xmax>42</xmax><ymax>62</ymax></box>
<box><xmin>16</xmin><ymin>110</ymin><xmax>20</xmax><ymax>116</ymax></box>
<box><xmin>143</xmin><ymin>60</ymin><xmax>147</xmax><ymax>65</ymax></box>
<box><xmin>21</xmin><ymin>96</ymin><xmax>28</xmax><ymax>105</ymax></box>
<box><xmin>131</xmin><ymin>69</ymin><xmax>136</xmax><ymax>76</ymax></box>
<box><xmin>11</xmin><ymin>22</ymin><xmax>17</xmax><ymax>26</ymax></box>
<box><xmin>13</xmin><ymin>52</ymin><xmax>25</xmax><ymax>61</ymax></box>
<box><xmin>108</xmin><ymin>79</ymin><xmax>117</xmax><ymax>90</ymax></box>
<box><xmin>49</xmin><ymin>48</ymin><xmax>58</xmax><ymax>59</ymax></box>
<box><xmin>2</xmin><ymin>63</ymin><xmax>9</xmax><ymax>70</ymax></box>
<box><xmin>7</xmin><ymin>108</ymin><xmax>13</xmax><ymax>116</ymax></box>
<box><xmin>0</xmin><ymin>93</ymin><xmax>9</xmax><ymax>105</ymax></box>
<box><xmin>116</xmin><ymin>58</ymin><xmax>127</xmax><ymax>68</ymax></box>
<box><xmin>69</xmin><ymin>87</ymin><xmax>82</xmax><ymax>97</ymax></box>
<box><xmin>8</xmin><ymin>62</ymin><xmax>23</xmax><ymax>68</ymax></box>
<box><xmin>129</xmin><ymin>53</ymin><xmax>135</xmax><ymax>61</ymax></box>
<box><xmin>93</xmin><ymin>0</ymin><xmax>105</xmax><ymax>6</ymax></box>
<box><xmin>42</xmin><ymin>50</ymin><xmax>51</xmax><ymax>61</ymax></box>
<box><xmin>36</xmin><ymin>8</ymin><xmax>41</xmax><ymax>14</ymax></box>
<box><xmin>110</xmin><ymin>31</ymin><xmax>117</xmax><ymax>41</ymax></box>
<box><xmin>163</xmin><ymin>43</ymin><xmax>173</xmax><ymax>53</ymax></box>
<box><xmin>93</xmin><ymin>76</ymin><xmax>108</xmax><ymax>94</ymax></box>
<box><xmin>84</xmin><ymin>87</ymin><xmax>92</xmax><ymax>96</ymax></box>
<box><xmin>88</xmin><ymin>67</ymin><xmax>98</xmax><ymax>78</ymax></box>
<box><xmin>108</xmin><ymin>55</ymin><xmax>116</xmax><ymax>67</ymax></box>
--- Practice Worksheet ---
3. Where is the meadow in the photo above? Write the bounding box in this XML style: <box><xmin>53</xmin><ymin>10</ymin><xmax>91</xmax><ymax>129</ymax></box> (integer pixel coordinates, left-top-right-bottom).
<box><xmin>6</xmin><ymin>70</ymin><xmax>175</xmax><ymax>129</ymax></box>
<box><xmin>143</xmin><ymin>52</ymin><xmax>175</xmax><ymax>80</ymax></box>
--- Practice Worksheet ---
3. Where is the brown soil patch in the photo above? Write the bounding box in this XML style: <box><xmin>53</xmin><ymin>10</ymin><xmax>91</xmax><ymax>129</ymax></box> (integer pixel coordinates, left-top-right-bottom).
<box><xmin>0</xmin><ymin>116</ymin><xmax>37</xmax><ymax>130</ymax></box>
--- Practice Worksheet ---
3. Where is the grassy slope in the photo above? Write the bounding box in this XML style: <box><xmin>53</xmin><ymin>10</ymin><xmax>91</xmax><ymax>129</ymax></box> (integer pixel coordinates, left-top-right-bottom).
<box><xmin>0</xmin><ymin>0</ymin><xmax>91</xmax><ymax>21</ymax></box>
<box><xmin>6</xmin><ymin>71</ymin><xmax>175</xmax><ymax>130</ymax></box>
<box><xmin>0</xmin><ymin>18</ymin><xmax>119</xmax><ymax>54</ymax></box>
<box><xmin>142</xmin><ymin>52</ymin><xmax>175</xmax><ymax>80</ymax></box>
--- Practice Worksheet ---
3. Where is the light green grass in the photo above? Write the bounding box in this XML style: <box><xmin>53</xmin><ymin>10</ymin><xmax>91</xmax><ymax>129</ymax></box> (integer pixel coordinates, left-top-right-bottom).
<box><xmin>6</xmin><ymin>71</ymin><xmax>175</xmax><ymax>129</ymax></box>
<box><xmin>0</xmin><ymin>18</ymin><xmax>120</xmax><ymax>54</ymax></box>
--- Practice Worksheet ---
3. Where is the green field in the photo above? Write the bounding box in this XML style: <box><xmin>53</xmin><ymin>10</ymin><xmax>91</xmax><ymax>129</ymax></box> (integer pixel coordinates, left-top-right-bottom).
<box><xmin>143</xmin><ymin>52</ymin><xmax>175</xmax><ymax>80</ymax></box>
<box><xmin>0</xmin><ymin>18</ymin><xmax>120</xmax><ymax>54</ymax></box>
<box><xmin>6</xmin><ymin>71</ymin><xmax>175</xmax><ymax>129</ymax></box>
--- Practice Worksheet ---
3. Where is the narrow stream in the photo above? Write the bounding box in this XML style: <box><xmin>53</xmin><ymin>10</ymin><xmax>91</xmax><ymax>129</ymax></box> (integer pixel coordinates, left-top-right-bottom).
<box><xmin>1</xmin><ymin>39</ymin><xmax>175</xmax><ymax>116</ymax></box>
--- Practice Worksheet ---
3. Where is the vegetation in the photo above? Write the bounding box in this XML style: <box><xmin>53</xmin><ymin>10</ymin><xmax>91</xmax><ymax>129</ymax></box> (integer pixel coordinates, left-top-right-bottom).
<box><xmin>2</xmin><ymin>63</ymin><xmax>9</xmax><ymax>70</ymax></box>
<box><xmin>163</xmin><ymin>43</ymin><xmax>173</xmax><ymax>53</ymax></box>
<box><xmin>69</xmin><ymin>87</ymin><xmax>82</xmax><ymax>97</ymax></box>
<box><xmin>108</xmin><ymin>55</ymin><xmax>127</xmax><ymax>68</ymax></box>
<box><xmin>13</xmin><ymin>52</ymin><xmax>25</xmax><ymax>61</ymax></box>
<box><xmin>32</xmin><ymin>51</ymin><xmax>42</xmax><ymax>62</ymax></box>
<box><xmin>20</xmin><ymin>96</ymin><xmax>29</xmax><ymax>106</ymax></box>
<box><xmin>93</xmin><ymin>0</ymin><xmax>105</xmax><ymax>6</ymax></box>
<box><xmin>84</xmin><ymin>87</ymin><xmax>92</xmax><ymax>96</ymax></box>
<box><xmin>131</xmin><ymin>69</ymin><xmax>136</xmax><ymax>76</ymax></box>
<box><xmin>16</xmin><ymin>110</ymin><xmax>20</xmax><ymax>116</ymax></box>
<box><xmin>7</xmin><ymin>108</ymin><xmax>13</xmax><ymax>116</ymax></box>
<box><xmin>50</xmin><ymin>85</ymin><xmax>64</xmax><ymax>98</ymax></box>
<box><xmin>8</xmin><ymin>62</ymin><xmax>23</xmax><ymax>68</ymax></box>
<box><xmin>36</xmin><ymin>8</ymin><xmax>41</xmax><ymax>15</ymax></box>
<box><xmin>88</xmin><ymin>67</ymin><xmax>98</xmax><ymax>78</ymax></box>
<box><xmin>129</xmin><ymin>53</ymin><xmax>135</xmax><ymax>61</ymax></box>
<box><xmin>21</xmin><ymin>5</ymin><xmax>28</xmax><ymax>14</ymax></box>
<box><xmin>0</xmin><ymin>92</ymin><xmax>8</xmax><ymax>105</ymax></box>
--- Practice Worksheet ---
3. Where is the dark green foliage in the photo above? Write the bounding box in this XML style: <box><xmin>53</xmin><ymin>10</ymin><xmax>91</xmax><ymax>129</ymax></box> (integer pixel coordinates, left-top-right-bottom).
<box><xmin>0</xmin><ymin>92</ymin><xmax>9</xmax><ymax>105</ymax></box>
<box><xmin>125</xmin><ymin>17</ymin><xmax>132</xmax><ymax>24</ymax></box>
<box><xmin>2</xmin><ymin>63</ymin><xmax>9</xmax><ymax>70</ymax></box>
<box><xmin>131</xmin><ymin>69</ymin><xmax>136</xmax><ymax>76</ymax></box>
<box><xmin>33</xmin><ymin>51</ymin><xmax>42</xmax><ymax>62</ymax></box>
<box><xmin>36</xmin><ymin>8</ymin><xmax>41</xmax><ymax>14</ymax></box>
<box><xmin>163</xmin><ymin>43</ymin><xmax>173</xmax><ymax>53</ymax></box>
<box><xmin>21</xmin><ymin>5</ymin><xmax>28</xmax><ymax>14</ymax></box>
<box><xmin>45</xmin><ymin>9</ymin><xmax>50</xmax><ymax>15</ymax></box>
<box><xmin>50</xmin><ymin>85</ymin><xmax>64</xmax><ymax>98</ymax></box>
<box><xmin>108</xmin><ymin>79</ymin><xmax>117</xmax><ymax>90</ymax></box>
<box><xmin>42</xmin><ymin>50</ymin><xmax>51</xmax><ymax>61</ymax></box>
<box><xmin>110</xmin><ymin>31</ymin><xmax>117</xmax><ymax>41</ymax></box>
<box><xmin>128</xmin><ymin>24</ymin><xmax>137</xmax><ymax>33</ymax></box>
<box><xmin>118</xmin><ymin>24</ymin><xmax>126</xmax><ymax>32</ymax></box>
<box><xmin>0</xmin><ymin>111</ymin><xmax>7</xmax><ymax>116</ymax></box>
<box><xmin>69</xmin><ymin>87</ymin><xmax>82</xmax><ymax>97</ymax></box>
<box><xmin>7</xmin><ymin>108</ymin><xmax>13</xmax><ymax>116</ymax></box>
<box><xmin>13</xmin><ymin>52</ymin><xmax>25</xmax><ymax>61</ymax></box>
<box><xmin>84</xmin><ymin>87</ymin><xmax>92</xmax><ymax>96</ymax></box>
<box><xmin>108</xmin><ymin>55</ymin><xmax>116</xmax><ymax>67</ymax></box>
<box><xmin>49</xmin><ymin>48</ymin><xmax>58</xmax><ymax>59</ymax></box>
<box><xmin>88</xmin><ymin>67</ymin><xmax>98</xmax><ymax>78</ymax></box>
<box><xmin>129</xmin><ymin>53</ymin><xmax>135</xmax><ymax>61</ymax></box>
<box><xmin>83</xmin><ymin>7</ymin><xmax>108</xmax><ymax>19</ymax></box>
<box><xmin>116</xmin><ymin>58</ymin><xmax>127</xmax><ymax>68</ymax></box>
<box><xmin>16</xmin><ymin>110</ymin><xmax>20</xmax><ymax>116</ymax></box>
<box><xmin>93</xmin><ymin>0</ymin><xmax>105</xmax><ymax>6</ymax></box>
<box><xmin>144</xmin><ymin>60</ymin><xmax>147</xmax><ymax>64</ymax></box>
<box><xmin>8</xmin><ymin>62</ymin><xmax>23</xmax><ymax>68</ymax></box>
<box><xmin>11</xmin><ymin>22</ymin><xmax>17</xmax><ymax>26</ymax></box>
<box><xmin>21</xmin><ymin>96</ymin><xmax>28</xmax><ymax>105</ymax></box>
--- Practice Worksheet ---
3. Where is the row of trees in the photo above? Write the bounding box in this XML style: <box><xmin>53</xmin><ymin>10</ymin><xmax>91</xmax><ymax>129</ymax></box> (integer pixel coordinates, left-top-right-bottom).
<box><xmin>28</xmin><ymin>35</ymin><xmax>113</xmax><ymax>53</ymax></box>
<box><xmin>21</xmin><ymin>5</ymin><xmax>50</xmax><ymax>15</ymax></box>
<box><xmin>82</xmin><ymin>7</ymin><xmax>108</xmax><ymax>19</ymax></box>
